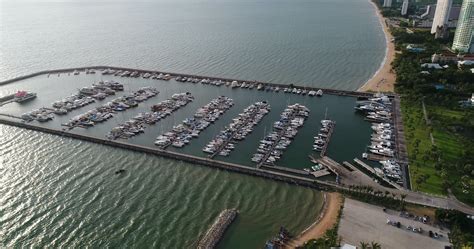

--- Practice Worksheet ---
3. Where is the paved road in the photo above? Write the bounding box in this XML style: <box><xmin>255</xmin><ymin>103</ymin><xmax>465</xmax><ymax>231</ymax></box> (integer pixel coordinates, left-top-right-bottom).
<box><xmin>339</xmin><ymin>198</ymin><xmax>451</xmax><ymax>249</ymax></box>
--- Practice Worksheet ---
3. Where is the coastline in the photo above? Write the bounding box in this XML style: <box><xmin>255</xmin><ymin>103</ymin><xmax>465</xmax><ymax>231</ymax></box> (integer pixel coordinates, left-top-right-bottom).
<box><xmin>284</xmin><ymin>192</ymin><xmax>343</xmax><ymax>248</ymax></box>
<box><xmin>358</xmin><ymin>0</ymin><xmax>396</xmax><ymax>93</ymax></box>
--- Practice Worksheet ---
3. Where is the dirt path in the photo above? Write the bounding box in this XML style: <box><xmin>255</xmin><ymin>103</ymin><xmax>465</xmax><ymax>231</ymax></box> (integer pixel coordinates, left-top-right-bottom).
<box><xmin>285</xmin><ymin>192</ymin><xmax>343</xmax><ymax>248</ymax></box>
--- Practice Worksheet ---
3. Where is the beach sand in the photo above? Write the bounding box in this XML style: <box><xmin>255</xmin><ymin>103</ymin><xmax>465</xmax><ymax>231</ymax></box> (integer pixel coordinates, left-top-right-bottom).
<box><xmin>284</xmin><ymin>192</ymin><xmax>343</xmax><ymax>248</ymax></box>
<box><xmin>358</xmin><ymin>1</ymin><xmax>396</xmax><ymax>93</ymax></box>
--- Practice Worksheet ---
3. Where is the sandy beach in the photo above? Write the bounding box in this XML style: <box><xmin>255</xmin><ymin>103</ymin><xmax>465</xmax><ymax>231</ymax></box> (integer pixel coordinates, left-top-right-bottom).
<box><xmin>284</xmin><ymin>192</ymin><xmax>343</xmax><ymax>248</ymax></box>
<box><xmin>358</xmin><ymin>0</ymin><xmax>396</xmax><ymax>93</ymax></box>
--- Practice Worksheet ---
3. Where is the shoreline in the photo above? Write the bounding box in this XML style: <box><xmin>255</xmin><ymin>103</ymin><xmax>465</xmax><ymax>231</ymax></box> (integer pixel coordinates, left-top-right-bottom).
<box><xmin>358</xmin><ymin>0</ymin><xmax>396</xmax><ymax>93</ymax></box>
<box><xmin>284</xmin><ymin>192</ymin><xmax>343</xmax><ymax>248</ymax></box>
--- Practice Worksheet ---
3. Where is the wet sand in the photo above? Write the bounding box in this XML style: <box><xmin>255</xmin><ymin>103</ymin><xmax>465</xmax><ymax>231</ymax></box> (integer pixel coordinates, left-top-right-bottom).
<box><xmin>358</xmin><ymin>0</ymin><xmax>396</xmax><ymax>93</ymax></box>
<box><xmin>285</xmin><ymin>192</ymin><xmax>343</xmax><ymax>248</ymax></box>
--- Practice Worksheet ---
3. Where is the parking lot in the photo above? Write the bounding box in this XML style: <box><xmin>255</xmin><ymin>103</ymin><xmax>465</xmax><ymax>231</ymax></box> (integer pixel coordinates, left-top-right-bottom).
<box><xmin>338</xmin><ymin>198</ymin><xmax>451</xmax><ymax>249</ymax></box>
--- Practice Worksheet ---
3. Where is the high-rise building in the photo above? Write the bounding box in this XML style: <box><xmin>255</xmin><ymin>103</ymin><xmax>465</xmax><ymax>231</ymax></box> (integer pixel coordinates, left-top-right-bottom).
<box><xmin>401</xmin><ymin>0</ymin><xmax>409</xmax><ymax>15</ymax></box>
<box><xmin>383</xmin><ymin>0</ymin><xmax>393</xmax><ymax>7</ymax></box>
<box><xmin>452</xmin><ymin>0</ymin><xmax>474</xmax><ymax>53</ymax></box>
<box><xmin>431</xmin><ymin>0</ymin><xmax>453</xmax><ymax>34</ymax></box>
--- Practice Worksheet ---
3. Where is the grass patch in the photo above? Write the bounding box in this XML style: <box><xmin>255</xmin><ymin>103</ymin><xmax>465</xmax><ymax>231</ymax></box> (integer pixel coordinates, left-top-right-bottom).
<box><xmin>401</xmin><ymin>99</ymin><xmax>445</xmax><ymax>195</ymax></box>
<box><xmin>402</xmin><ymin>98</ymin><xmax>474</xmax><ymax>206</ymax></box>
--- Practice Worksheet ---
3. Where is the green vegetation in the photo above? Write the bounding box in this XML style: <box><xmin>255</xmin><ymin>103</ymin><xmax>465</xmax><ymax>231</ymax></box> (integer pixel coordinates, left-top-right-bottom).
<box><xmin>358</xmin><ymin>241</ymin><xmax>382</xmax><ymax>249</ymax></box>
<box><xmin>435</xmin><ymin>209</ymin><xmax>474</xmax><ymax>248</ymax></box>
<box><xmin>342</xmin><ymin>185</ymin><xmax>408</xmax><ymax>210</ymax></box>
<box><xmin>388</xmin><ymin>26</ymin><xmax>474</xmax><ymax>206</ymax></box>
<box><xmin>401</xmin><ymin>98</ymin><xmax>445</xmax><ymax>195</ymax></box>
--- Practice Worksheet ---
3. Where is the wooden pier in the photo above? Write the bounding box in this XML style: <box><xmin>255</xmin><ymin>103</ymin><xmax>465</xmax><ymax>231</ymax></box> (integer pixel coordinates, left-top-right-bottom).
<box><xmin>353</xmin><ymin>158</ymin><xmax>377</xmax><ymax>175</ymax></box>
<box><xmin>197</xmin><ymin>209</ymin><xmax>238</xmax><ymax>249</ymax></box>
<box><xmin>342</xmin><ymin>161</ymin><xmax>357</xmax><ymax>172</ymax></box>
<box><xmin>365</xmin><ymin>153</ymin><xmax>393</xmax><ymax>162</ymax></box>
<box><xmin>353</xmin><ymin>158</ymin><xmax>403</xmax><ymax>190</ymax></box>
<box><xmin>315</xmin><ymin>156</ymin><xmax>351</xmax><ymax>177</ymax></box>
<box><xmin>0</xmin><ymin>113</ymin><xmax>23</xmax><ymax>120</ymax></box>
<box><xmin>310</xmin><ymin>169</ymin><xmax>331</xmax><ymax>178</ymax></box>
<box><xmin>319</xmin><ymin>121</ymin><xmax>335</xmax><ymax>157</ymax></box>
<box><xmin>257</xmin><ymin>108</ymin><xmax>301</xmax><ymax>168</ymax></box>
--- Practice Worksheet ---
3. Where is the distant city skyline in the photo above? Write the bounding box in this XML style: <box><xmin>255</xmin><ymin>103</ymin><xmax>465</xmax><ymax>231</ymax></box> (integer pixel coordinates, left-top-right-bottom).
<box><xmin>452</xmin><ymin>0</ymin><xmax>474</xmax><ymax>53</ymax></box>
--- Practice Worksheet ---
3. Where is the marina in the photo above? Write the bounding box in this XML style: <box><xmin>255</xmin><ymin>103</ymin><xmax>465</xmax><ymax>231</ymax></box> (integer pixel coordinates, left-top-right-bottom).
<box><xmin>203</xmin><ymin>101</ymin><xmax>270</xmax><ymax>158</ymax></box>
<box><xmin>312</xmin><ymin>118</ymin><xmax>335</xmax><ymax>157</ymax></box>
<box><xmin>355</xmin><ymin>93</ymin><xmax>405</xmax><ymax>187</ymax></box>
<box><xmin>251</xmin><ymin>103</ymin><xmax>309</xmax><ymax>167</ymax></box>
<box><xmin>62</xmin><ymin>87</ymin><xmax>158</xmax><ymax>129</ymax></box>
<box><xmin>106</xmin><ymin>92</ymin><xmax>193</xmax><ymax>140</ymax></box>
<box><xmin>0</xmin><ymin>67</ymin><xmax>408</xmax><ymax>189</ymax></box>
<box><xmin>154</xmin><ymin>96</ymin><xmax>234</xmax><ymax>149</ymax></box>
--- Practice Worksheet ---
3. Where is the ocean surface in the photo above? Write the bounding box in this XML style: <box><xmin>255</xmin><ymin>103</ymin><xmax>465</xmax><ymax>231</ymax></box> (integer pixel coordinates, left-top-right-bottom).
<box><xmin>0</xmin><ymin>0</ymin><xmax>385</xmax><ymax>247</ymax></box>
<box><xmin>0</xmin><ymin>0</ymin><xmax>385</xmax><ymax>90</ymax></box>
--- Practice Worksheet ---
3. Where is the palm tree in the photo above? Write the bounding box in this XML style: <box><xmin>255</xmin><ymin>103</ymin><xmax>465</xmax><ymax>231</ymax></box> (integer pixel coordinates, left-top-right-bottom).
<box><xmin>359</xmin><ymin>241</ymin><xmax>369</xmax><ymax>249</ymax></box>
<box><xmin>367</xmin><ymin>186</ymin><xmax>374</xmax><ymax>195</ymax></box>
<box><xmin>400</xmin><ymin>193</ymin><xmax>407</xmax><ymax>209</ymax></box>
<box><xmin>371</xmin><ymin>241</ymin><xmax>381</xmax><ymax>249</ymax></box>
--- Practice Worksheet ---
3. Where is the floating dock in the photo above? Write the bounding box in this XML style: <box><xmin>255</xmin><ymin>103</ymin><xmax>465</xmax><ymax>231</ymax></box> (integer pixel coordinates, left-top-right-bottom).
<box><xmin>353</xmin><ymin>158</ymin><xmax>403</xmax><ymax>190</ymax></box>
<box><xmin>197</xmin><ymin>209</ymin><xmax>238</xmax><ymax>249</ymax></box>
<box><xmin>319</xmin><ymin>121</ymin><xmax>335</xmax><ymax>157</ymax></box>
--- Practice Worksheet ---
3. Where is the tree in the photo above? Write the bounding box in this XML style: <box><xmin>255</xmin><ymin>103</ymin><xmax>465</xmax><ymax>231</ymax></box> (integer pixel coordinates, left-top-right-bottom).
<box><xmin>400</xmin><ymin>194</ymin><xmax>407</xmax><ymax>210</ymax></box>
<box><xmin>371</xmin><ymin>241</ymin><xmax>382</xmax><ymax>249</ymax></box>
<box><xmin>359</xmin><ymin>241</ymin><xmax>369</xmax><ymax>249</ymax></box>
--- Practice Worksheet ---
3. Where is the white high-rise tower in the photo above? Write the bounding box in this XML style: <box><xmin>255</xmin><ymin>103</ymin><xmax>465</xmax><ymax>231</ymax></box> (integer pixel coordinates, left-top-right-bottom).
<box><xmin>401</xmin><ymin>0</ymin><xmax>409</xmax><ymax>15</ymax></box>
<box><xmin>383</xmin><ymin>0</ymin><xmax>393</xmax><ymax>7</ymax></box>
<box><xmin>431</xmin><ymin>0</ymin><xmax>453</xmax><ymax>34</ymax></box>
<box><xmin>452</xmin><ymin>0</ymin><xmax>474</xmax><ymax>53</ymax></box>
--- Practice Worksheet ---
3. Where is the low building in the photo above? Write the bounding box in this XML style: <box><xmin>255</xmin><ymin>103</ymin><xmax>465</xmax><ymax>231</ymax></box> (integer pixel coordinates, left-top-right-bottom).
<box><xmin>431</xmin><ymin>52</ymin><xmax>474</xmax><ymax>63</ymax></box>
<box><xmin>407</xmin><ymin>44</ymin><xmax>425</xmax><ymax>52</ymax></box>
<box><xmin>422</xmin><ymin>63</ymin><xmax>443</xmax><ymax>69</ymax></box>
<box><xmin>458</xmin><ymin>60</ymin><xmax>474</xmax><ymax>67</ymax></box>
<box><xmin>459</xmin><ymin>93</ymin><xmax>474</xmax><ymax>107</ymax></box>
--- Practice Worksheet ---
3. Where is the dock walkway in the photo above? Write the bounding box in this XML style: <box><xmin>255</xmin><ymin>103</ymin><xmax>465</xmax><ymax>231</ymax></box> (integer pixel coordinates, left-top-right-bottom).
<box><xmin>353</xmin><ymin>158</ymin><xmax>403</xmax><ymax>190</ymax></box>
<box><xmin>392</xmin><ymin>95</ymin><xmax>410</xmax><ymax>189</ymax></box>
<box><xmin>319</xmin><ymin>122</ymin><xmax>335</xmax><ymax>157</ymax></box>
<box><xmin>257</xmin><ymin>109</ymin><xmax>300</xmax><ymax>168</ymax></box>
<box><xmin>0</xmin><ymin>113</ymin><xmax>23</xmax><ymax>120</ymax></box>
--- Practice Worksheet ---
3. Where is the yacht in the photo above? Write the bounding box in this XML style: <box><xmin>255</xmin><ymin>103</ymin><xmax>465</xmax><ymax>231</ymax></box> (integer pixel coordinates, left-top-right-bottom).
<box><xmin>14</xmin><ymin>91</ymin><xmax>37</xmax><ymax>103</ymax></box>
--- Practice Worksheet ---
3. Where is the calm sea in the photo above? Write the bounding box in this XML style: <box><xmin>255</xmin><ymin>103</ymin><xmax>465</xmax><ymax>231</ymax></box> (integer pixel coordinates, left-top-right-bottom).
<box><xmin>0</xmin><ymin>0</ymin><xmax>385</xmax><ymax>247</ymax></box>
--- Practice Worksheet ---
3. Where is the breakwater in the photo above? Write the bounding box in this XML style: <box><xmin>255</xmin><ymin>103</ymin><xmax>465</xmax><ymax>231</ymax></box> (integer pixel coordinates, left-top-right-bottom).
<box><xmin>0</xmin><ymin>117</ymin><xmax>334</xmax><ymax>192</ymax></box>
<box><xmin>197</xmin><ymin>209</ymin><xmax>238</xmax><ymax>249</ymax></box>
<box><xmin>0</xmin><ymin>66</ymin><xmax>391</xmax><ymax>98</ymax></box>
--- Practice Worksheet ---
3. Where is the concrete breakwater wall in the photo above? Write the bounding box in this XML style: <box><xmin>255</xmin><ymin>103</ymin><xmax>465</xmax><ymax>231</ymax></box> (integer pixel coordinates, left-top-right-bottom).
<box><xmin>0</xmin><ymin>66</ymin><xmax>391</xmax><ymax>97</ymax></box>
<box><xmin>0</xmin><ymin>118</ymin><xmax>334</xmax><ymax>192</ymax></box>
